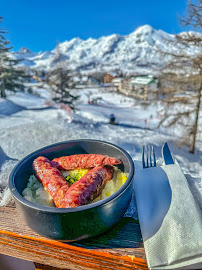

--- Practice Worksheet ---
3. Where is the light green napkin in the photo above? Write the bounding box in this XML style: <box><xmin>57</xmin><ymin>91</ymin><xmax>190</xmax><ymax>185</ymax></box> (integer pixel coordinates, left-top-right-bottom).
<box><xmin>134</xmin><ymin>164</ymin><xmax>202</xmax><ymax>269</ymax></box>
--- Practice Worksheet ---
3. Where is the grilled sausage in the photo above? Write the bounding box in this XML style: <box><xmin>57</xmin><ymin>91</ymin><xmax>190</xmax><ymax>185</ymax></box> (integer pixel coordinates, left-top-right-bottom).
<box><xmin>33</xmin><ymin>156</ymin><xmax>70</xmax><ymax>207</ymax></box>
<box><xmin>59</xmin><ymin>165</ymin><xmax>114</xmax><ymax>208</ymax></box>
<box><xmin>52</xmin><ymin>154</ymin><xmax>121</xmax><ymax>170</ymax></box>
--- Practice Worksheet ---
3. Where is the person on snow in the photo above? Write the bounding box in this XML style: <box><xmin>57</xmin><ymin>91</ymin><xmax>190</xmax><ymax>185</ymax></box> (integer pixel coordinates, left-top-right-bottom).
<box><xmin>109</xmin><ymin>113</ymin><xmax>116</xmax><ymax>125</ymax></box>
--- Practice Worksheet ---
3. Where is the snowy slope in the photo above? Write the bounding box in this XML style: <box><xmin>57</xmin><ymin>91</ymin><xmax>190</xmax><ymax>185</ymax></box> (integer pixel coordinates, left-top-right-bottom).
<box><xmin>14</xmin><ymin>25</ymin><xmax>201</xmax><ymax>75</ymax></box>
<box><xmin>0</xmin><ymin>89</ymin><xmax>201</xmax><ymax>212</ymax></box>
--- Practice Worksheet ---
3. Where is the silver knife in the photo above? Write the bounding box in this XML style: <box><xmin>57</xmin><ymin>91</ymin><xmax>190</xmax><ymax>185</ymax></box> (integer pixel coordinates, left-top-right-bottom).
<box><xmin>162</xmin><ymin>142</ymin><xmax>174</xmax><ymax>165</ymax></box>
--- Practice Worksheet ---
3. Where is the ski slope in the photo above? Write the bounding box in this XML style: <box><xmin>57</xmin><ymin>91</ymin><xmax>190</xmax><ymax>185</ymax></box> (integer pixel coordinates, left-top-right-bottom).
<box><xmin>0</xmin><ymin>88</ymin><xmax>201</xmax><ymax>214</ymax></box>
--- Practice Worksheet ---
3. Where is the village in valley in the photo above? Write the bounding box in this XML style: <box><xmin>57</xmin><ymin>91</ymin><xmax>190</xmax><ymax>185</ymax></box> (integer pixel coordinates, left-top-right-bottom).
<box><xmin>29</xmin><ymin>68</ymin><xmax>191</xmax><ymax>105</ymax></box>
<box><xmin>31</xmin><ymin>71</ymin><xmax>159</xmax><ymax>100</ymax></box>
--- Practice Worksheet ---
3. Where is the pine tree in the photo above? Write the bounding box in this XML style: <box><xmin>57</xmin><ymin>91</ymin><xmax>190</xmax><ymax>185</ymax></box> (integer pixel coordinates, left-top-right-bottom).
<box><xmin>157</xmin><ymin>0</ymin><xmax>202</xmax><ymax>153</ymax></box>
<box><xmin>0</xmin><ymin>17</ymin><xmax>29</xmax><ymax>98</ymax></box>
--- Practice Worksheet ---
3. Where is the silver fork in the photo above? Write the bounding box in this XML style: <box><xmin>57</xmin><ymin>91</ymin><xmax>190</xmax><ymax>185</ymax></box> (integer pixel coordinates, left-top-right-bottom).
<box><xmin>142</xmin><ymin>145</ymin><xmax>157</xmax><ymax>169</ymax></box>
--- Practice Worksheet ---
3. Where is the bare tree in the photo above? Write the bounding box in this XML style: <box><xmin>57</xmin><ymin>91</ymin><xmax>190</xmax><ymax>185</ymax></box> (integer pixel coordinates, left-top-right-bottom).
<box><xmin>157</xmin><ymin>0</ymin><xmax>202</xmax><ymax>153</ymax></box>
<box><xmin>46</xmin><ymin>68</ymin><xmax>79</xmax><ymax>111</ymax></box>
<box><xmin>46</xmin><ymin>43</ymin><xmax>79</xmax><ymax>111</ymax></box>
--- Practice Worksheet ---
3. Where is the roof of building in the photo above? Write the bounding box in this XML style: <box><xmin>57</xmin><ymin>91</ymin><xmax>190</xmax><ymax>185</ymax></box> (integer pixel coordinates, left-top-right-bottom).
<box><xmin>89</xmin><ymin>76</ymin><xmax>100</xmax><ymax>86</ymax></box>
<box><xmin>112</xmin><ymin>77</ymin><xmax>122</xmax><ymax>83</ymax></box>
<box><xmin>131</xmin><ymin>76</ymin><xmax>157</xmax><ymax>85</ymax></box>
<box><xmin>105</xmin><ymin>72</ymin><xmax>117</xmax><ymax>77</ymax></box>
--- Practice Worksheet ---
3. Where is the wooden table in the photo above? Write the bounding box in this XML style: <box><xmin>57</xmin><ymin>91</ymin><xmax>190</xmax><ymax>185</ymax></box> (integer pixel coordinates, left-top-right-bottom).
<box><xmin>0</xmin><ymin>201</ymin><xmax>148</xmax><ymax>270</ymax></box>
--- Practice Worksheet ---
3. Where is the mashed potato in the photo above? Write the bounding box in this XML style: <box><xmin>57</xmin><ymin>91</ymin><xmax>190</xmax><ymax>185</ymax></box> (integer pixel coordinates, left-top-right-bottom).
<box><xmin>93</xmin><ymin>167</ymin><xmax>127</xmax><ymax>202</ymax></box>
<box><xmin>22</xmin><ymin>175</ymin><xmax>54</xmax><ymax>207</ymax></box>
<box><xmin>22</xmin><ymin>167</ymin><xmax>128</xmax><ymax>207</ymax></box>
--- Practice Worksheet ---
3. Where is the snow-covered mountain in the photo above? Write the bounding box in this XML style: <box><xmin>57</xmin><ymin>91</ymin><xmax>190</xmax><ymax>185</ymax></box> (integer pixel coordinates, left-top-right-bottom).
<box><xmin>14</xmin><ymin>25</ymin><xmax>200</xmax><ymax>75</ymax></box>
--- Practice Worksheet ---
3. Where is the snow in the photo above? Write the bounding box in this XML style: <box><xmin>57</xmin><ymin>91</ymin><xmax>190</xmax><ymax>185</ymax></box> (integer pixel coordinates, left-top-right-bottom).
<box><xmin>14</xmin><ymin>25</ymin><xmax>202</xmax><ymax>75</ymax></box>
<box><xmin>7</xmin><ymin>92</ymin><xmax>47</xmax><ymax>109</ymax></box>
<box><xmin>0</xmin><ymin>88</ymin><xmax>201</xmax><ymax>217</ymax></box>
<box><xmin>0</xmin><ymin>98</ymin><xmax>26</xmax><ymax>116</ymax></box>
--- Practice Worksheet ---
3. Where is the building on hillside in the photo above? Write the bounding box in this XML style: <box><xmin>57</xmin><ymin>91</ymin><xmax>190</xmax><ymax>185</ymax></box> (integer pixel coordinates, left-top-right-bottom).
<box><xmin>119</xmin><ymin>76</ymin><xmax>158</xmax><ymax>100</ymax></box>
<box><xmin>111</xmin><ymin>77</ymin><xmax>123</xmax><ymax>90</ymax></box>
<box><xmin>131</xmin><ymin>76</ymin><xmax>158</xmax><ymax>99</ymax></box>
<box><xmin>119</xmin><ymin>77</ymin><xmax>132</xmax><ymax>92</ymax></box>
<box><xmin>104</xmin><ymin>73</ymin><xmax>116</xmax><ymax>83</ymax></box>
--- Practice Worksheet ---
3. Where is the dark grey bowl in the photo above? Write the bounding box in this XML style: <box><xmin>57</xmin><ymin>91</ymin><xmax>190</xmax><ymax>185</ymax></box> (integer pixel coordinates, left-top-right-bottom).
<box><xmin>9</xmin><ymin>140</ymin><xmax>135</xmax><ymax>241</ymax></box>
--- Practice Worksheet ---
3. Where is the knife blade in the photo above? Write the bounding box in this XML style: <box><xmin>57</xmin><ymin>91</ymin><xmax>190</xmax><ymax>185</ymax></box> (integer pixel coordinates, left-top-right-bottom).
<box><xmin>162</xmin><ymin>142</ymin><xmax>174</xmax><ymax>165</ymax></box>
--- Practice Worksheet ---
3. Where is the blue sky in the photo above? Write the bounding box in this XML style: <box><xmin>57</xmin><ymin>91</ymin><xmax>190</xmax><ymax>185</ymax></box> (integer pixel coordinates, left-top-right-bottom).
<box><xmin>1</xmin><ymin>0</ymin><xmax>188</xmax><ymax>52</ymax></box>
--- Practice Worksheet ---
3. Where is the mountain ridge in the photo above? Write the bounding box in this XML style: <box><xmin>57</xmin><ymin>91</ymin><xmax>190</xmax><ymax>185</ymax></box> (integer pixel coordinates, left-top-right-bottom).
<box><xmin>14</xmin><ymin>25</ymin><xmax>200</xmax><ymax>75</ymax></box>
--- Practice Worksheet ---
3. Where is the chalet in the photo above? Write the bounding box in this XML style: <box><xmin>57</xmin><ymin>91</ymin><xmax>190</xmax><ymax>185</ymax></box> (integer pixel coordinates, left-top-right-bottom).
<box><xmin>131</xmin><ymin>76</ymin><xmax>158</xmax><ymax>99</ymax></box>
<box><xmin>120</xmin><ymin>76</ymin><xmax>158</xmax><ymax>100</ymax></box>
<box><xmin>104</xmin><ymin>73</ymin><xmax>116</xmax><ymax>83</ymax></box>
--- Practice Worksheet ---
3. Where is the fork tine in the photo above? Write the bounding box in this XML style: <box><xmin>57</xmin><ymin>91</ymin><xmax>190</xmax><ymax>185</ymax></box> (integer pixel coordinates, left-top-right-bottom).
<box><xmin>152</xmin><ymin>146</ymin><xmax>156</xmax><ymax>167</ymax></box>
<box><xmin>149</xmin><ymin>145</ymin><xmax>152</xmax><ymax>167</ymax></box>
<box><xmin>142</xmin><ymin>144</ymin><xmax>157</xmax><ymax>168</ymax></box>
<box><xmin>146</xmin><ymin>145</ymin><xmax>149</xmax><ymax>168</ymax></box>
<box><xmin>142</xmin><ymin>145</ymin><xmax>146</xmax><ymax>168</ymax></box>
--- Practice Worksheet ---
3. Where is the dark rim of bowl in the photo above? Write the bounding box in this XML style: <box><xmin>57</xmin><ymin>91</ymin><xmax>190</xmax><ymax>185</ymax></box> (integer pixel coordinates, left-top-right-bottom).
<box><xmin>9</xmin><ymin>139</ymin><xmax>135</xmax><ymax>213</ymax></box>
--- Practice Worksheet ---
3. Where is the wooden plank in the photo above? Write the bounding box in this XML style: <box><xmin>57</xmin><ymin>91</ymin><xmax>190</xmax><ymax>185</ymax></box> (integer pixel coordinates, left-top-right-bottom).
<box><xmin>0</xmin><ymin>203</ymin><xmax>148</xmax><ymax>270</ymax></box>
<box><xmin>34</xmin><ymin>262</ymin><xmax>68</xmax><ymax>270</ymax></box>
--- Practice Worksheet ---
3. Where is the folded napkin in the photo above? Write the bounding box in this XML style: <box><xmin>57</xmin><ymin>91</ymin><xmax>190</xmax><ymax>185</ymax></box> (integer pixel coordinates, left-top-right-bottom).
<box><xmin>134</xmin><ymin>163</ymin><xmax>202</xmax><ymax>269</ymax></box>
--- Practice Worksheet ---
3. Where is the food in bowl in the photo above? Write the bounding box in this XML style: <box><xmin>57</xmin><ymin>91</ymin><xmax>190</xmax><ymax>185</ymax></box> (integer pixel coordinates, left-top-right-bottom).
<box><xmin>22</xmin><ymin>154</ymin><xmax>128</xmax><ymax>208</ymax></box>
<box><xmin>51</xmin><ymin>154</ymin><xmax>121</xmax><ymax>170</ymax></box>
<box><xmin>10</xmin><ymin>140</ymin><xmax>134</xmax><ymax>240</ymax></box>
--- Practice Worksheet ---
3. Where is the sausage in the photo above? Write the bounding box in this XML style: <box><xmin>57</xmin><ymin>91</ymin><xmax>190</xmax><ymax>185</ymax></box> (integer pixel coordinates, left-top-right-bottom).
<box><xmin>52</xmin><ymin>154</ymin><xmax>121</xmax><ymax>170</ymax></box>
<box><xmin>59</xmin><ymin>165</ymin><xmax>114</xmax><ymax>208</ymax></box>
<box><xmin>33</xmin><ymin>156</ymin><xmax>70</xmax><ymax>207</ymax></box>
